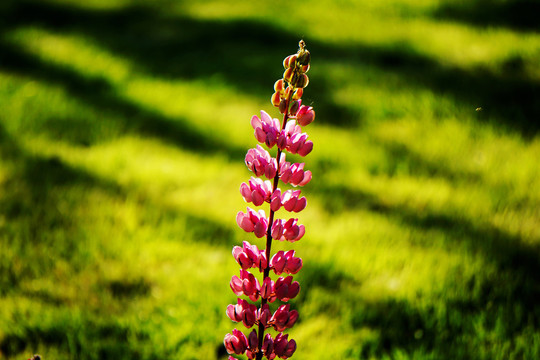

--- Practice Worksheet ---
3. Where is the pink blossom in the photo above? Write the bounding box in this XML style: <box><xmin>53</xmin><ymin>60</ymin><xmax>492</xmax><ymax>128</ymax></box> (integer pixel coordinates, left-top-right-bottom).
<box><xmin>279</xmin><ymin>120</ymin><xmax>313</xmax><ymax>157</ymax></box>
<box><xmin>279</xmin><ymin>161</ymin><xmax>312</xmax><ymax>187</ymax></box>
<box><xmin>232</xmin><ymin>241</ymin><xmax>260</xmax><ymax>270</ymax></box>
<box><xmin>248</xmin><ymin>329</ymin><xmax>258</xmax><ymax>351</ymax></box>
<box><xmin>274</xmin><ymin>276</ymin><xmax>300</xmax><ymax>302</ymax></box>
<box><xmin>245</xmin><ymin>145</ymin><xmax>278</xmax><ymax>180</ymax></box>
<box><xmin>251</xmin><ymin>110</ymin><xmax>281</xmax><ymax>148</ymax></box>
<box><xmin>263</xmin><ymin>333</ymin><xmax>274</xmax><ymax>357</ymax></box>
<box><xmin>231</xmin><ymin>240</ymin><xmax>267</xmax><ymax>271</ymax></box>
<box><xmin>230</xmin><ymin>269</ymin><xmax>261</xmax><ymax>301</ymax></box>
<box><xmin>257</xmin><ymin>303</ymin><xmax>272</xmax><ymax>329</ymax></box>
<box><xmin>261</xmin><ymin>277</ymin><xmax>274</xmax><ymax>300</ymax></box>
<box><xmin>281</xmin><ymin>190</ymin><xmax>307</xmax><ymax>213</ymax></box>
<box><xmin>270</xmin><ymin>250</ymin><xmax>303</xmax><ymax>275</ymax></box>
<box><xmin>295</xmin><ymin>105</ymin><xmax>315</xmax><ymax>126</ymax></box>
<box><xmin>224</xmin><ymin>329</ymin><xmax>248</xmax><ymax>355</ymax></box>
<box><xmin>273</xmin><ymin>333</ymin><xmax>297</xmax><ymax>359</ymax></box>
<box><xmin>271</xmin><ymin>304</ymin><xmax>299</xmax><ymax>332</ymax></box>
<box><xmin>287</xmin><ymin>132</ymin><xmax>313</xmax><ymax>157</ymax></box>
<box><xmin>272</xmin><ymin>218</ymin><xmax>305</xmax><ymax>242</ymax></box>
<box><xmin>240</xmin><ymin>177</ymin><xmax>273</xmax><ymax>206</ymax></box>
<box><xmin>226</xmin><ymin>298</ymin><xmax>258</xmax><ymax>328</ymax></box>
<box><xmin>270</xmin><ymin>189</ymin><xmax>282</xmax><ymax>212</ymax></box>
<box><xmin>227</xmin><ymin>42</ymin><xmax>314</xmax><ymax>359</ymax></box>
<box><xmin>236</xmin><ymin>207</ymin><xmax>268</xmax><ymax>238</ymax></box>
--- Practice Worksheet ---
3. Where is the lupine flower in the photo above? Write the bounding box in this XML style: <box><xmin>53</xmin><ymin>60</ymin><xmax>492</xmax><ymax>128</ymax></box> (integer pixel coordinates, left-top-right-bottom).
<box><xmin>281</xmin><ymin>120</ymin><xmax>313</xmax><ymax>157</ymax></box>
<box><xmin>226</xmin><ymin>298</ymin><xmax>258</xmax><ymax>328</ymax></box>
<box><xmin>295</xmin><ymin>105</ymin><xmax>315</xmax><ymax>126</ymax></box>
<box><xmin>273</xmin><ymin>333</ymin><xmax>297</xmax><ymax>359</ymax></box>
<box><xmin>232</xmin><ymin>240</ymin><xmax>267</xmax><ymax>271</ymax></box>
<box><xmin>270</xmin><ymin>250</ymin><xmax>303</xmax><ymax>275</ymax></box>
<box><xmin>263</xmin><ymin>333</ymin><xmax>274</xmax><ymax>357</ymax></box>
<box><xmin>272</xmin><ymin>218</ymin><xmax>305</xmax><ymax>242</ymax></box>
<box><xmin>260</xmin><ymin>277</ymin><xmax>274</xmax><ymax>300</ymax></box>
<box><xmin>274</xmin><ymin>276</ymin><xmax>300</xmax><ymax>302</ymax></box>
<box><xmin>227</xmin><ymin>41</ymin><xmax>312</xmax><ymax>360</ymax></box>
<box><xmin>248</xmin><ymin>329</ymin><xmax>258</xmax><ymax>351</ymax></box>
<box><xmin>271</xmin><ymin>304</ymin><xmax>299</xmax><ymax>332</ymax></box>
<box><xmin>230</xmin><ymin>269</ymin><xmax>261</xmax><ymax>301</ymax></box>
<box><xmin>258</xmin><ymin>303</ymin><xmax>272</xmax><ymax>329</ymax></box>
<box><xmin>245</xmin><ymin>145</ymin><xmax>278</xmax><ymax>179</ymax></box>
<box><xmin>240</xmin><ymin>177</ymin><xmax>273</xmax><ymax>206</ymax></box>
<box><xmin>236</xmin><ymin>207</ymin><xmax>268</xmax><ymax>238</ymax></box>
<box><xmin>279</xmin><ymin>160</ymin><xmax>312</xmax><ymax>187</ymax></box>
<box><xmin>281</xmin><ymin>190</ymin><xmax>307</xmax><ymax>213</ymax></box>
<box><xmin>270</xmin><ymin>189</ymin><xmax>283</xmax><ymax>212</ymax></box>
<box><xmin>261</xmin><ymin>275</ymin><xmax>300</xmax><ymax>303</ymax></box>
<box><xmin>251</xmin><ymin>110</ymin><xmax>281</xmax><ymax>148</ymax></box>
<box><xmin>224</xmin><ymin>329</ymin><xmax>249</xmax><ymax>355</ymax></box>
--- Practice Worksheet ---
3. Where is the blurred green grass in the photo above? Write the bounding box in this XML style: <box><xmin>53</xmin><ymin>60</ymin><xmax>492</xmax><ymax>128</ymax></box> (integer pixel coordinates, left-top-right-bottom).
<box><xmin>1</xmin><ymin>0</ymin><xmax>540</xmax><ymax>359</ymax></box>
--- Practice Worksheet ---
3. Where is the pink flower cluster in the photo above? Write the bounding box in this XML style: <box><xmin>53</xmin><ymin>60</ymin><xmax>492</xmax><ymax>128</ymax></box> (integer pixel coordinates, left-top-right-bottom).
<box><xmin>240</xmin><ymin>177</ymin><xmax>307</xmax><ymax>212</ymax></box>
<box><xmin>251</xmin><ymin>112</ymin><xmax>313</xmax><ymax>156</ymax></box>
<box><xmin>224</xmin><ymin>330</ymin><xmax>296</xmax><ymax>360</ymax></box>
<box><xmin>225</xmin><ymin>40</ymin><xmax>314</xmax><ymax>360</ymax></box>
<box><xmin>232</xmin><ymin>242</ymin><xmax>302</xmax><ymax>275</ymax></box>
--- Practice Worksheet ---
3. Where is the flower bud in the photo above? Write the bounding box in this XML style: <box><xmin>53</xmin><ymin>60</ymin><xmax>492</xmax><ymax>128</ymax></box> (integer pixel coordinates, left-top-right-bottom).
<box><xmin>274</xmin><ymin>79</ymin><xmax>285</xmax><ymax>94</ymax></box>
<box><xmin>292</xmin><ymin>88</ymin><xmax>303</xmax><ymax>100</ymax></box>
<box><xmin>283</xmin><ymin>68</ymin><xmax>293</xmax><ymax>83</ymax></box>
<box><xmin>279</xmin><ymin>99</ymin><xmax>287</xmax><ymax>114</ymax></box>
<box><xmin>293</xmin><ymin>74</ymin><xmax>309</xmax><ymax>89</ymax></box>
<box><xmin>297</xmin><ymin>50</ymin><xmax>310</xmax><ymax>65</ymax></box>
<box><xmin>289</xmin><ymin>100</ymin><xmax>300</xmax><ymax>115</ymax></box>
<box><xmin>283</xmin><ymin>55</ymin><xmax>292</xmax><ymax>69</ymax></box>
<box><xmin>271</xmin><ymin>92</ymin><xmax>281</xmax><ymax>107</ymax></box>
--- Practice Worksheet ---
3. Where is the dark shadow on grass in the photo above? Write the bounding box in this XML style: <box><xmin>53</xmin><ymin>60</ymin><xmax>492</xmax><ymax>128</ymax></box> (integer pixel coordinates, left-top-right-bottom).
<box><xmin>0</xmin><ymin>123</ymin><xmax>237</xmax><ymax>296</ymax></box>
<box><xmin>0</xmin><ymin>316</ymin><xmax>152</xmax><ymax>359</ymax></box>
<box><xmin>347</xmin><ymin>282</ymin><xmax>540</xmax><ymax>359</ymax></box>
<box><xmin>315</xmin><ymin>182</ymin><xmax>540</xmax><ymax>280</ymax></box>
<box><xmin>0</xmin><ymin>0</ymin><xmax>357</xmax><ymax>128</ymax></box>
<box><xmin>3</xmin><ymin>0</ymin><xmax>539</xmax><ymax>135</ymax></box>
<box><xmin>432</xmin><ymin>0</ymin><xmax>540</xmax><ymax>33</ymax></box>
<box><xmin>313</xmin><ymin>40</ymin><xmax>540</xmax><ymax>136</ymax></box>
<box><xmin>0</xmin><ymin>39</ymin><xmax>247</xmax><ymax>160</ymax></box>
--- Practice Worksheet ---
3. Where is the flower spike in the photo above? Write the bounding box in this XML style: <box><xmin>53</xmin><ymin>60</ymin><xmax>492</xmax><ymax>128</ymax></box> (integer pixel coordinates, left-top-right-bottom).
<box><xmin>226</xmin><ymin>40</ymin><xmax>314</xmax><ymax>360</ymax></box>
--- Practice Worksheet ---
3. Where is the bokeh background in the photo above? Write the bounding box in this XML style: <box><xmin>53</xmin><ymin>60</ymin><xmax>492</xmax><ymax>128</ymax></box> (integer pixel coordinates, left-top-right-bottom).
<box><xmin>1</xmin><ymin>0</ymin><xmax>540</xmax><ymax>359</ymax></box>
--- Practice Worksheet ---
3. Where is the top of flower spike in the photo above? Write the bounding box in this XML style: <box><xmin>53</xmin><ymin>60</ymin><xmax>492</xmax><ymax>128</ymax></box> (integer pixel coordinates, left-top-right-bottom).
<box><xmin>272</xmin><ymin>41</ymin><xmax>312</xmax><ymax>112</ymax></box>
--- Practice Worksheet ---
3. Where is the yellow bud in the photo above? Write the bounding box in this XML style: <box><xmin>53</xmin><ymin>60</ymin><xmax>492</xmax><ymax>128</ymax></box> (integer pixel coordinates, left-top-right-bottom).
<box><xmin>274</xmin><ymin>79</ymin><xmax>285</xmax><ymax>94</ymax></box>
<box><xmin>293</xmin><ymin>74</ymin><xmax>309</xmax><ymax>89</ymax></box>
<box><xmin>288</xmin><ymin>54</ymin><xmax>298</xmax><ymax>68</ymax></box>
<box><xmin>283</xmin><ymin>55</ymin><xmax>292</xmax><ymax>69</ymax></box>
<box><xmin>297</xmin><ymin>50</ymin><xmax>310</xmax><ymax>66</ymax></box>
<box><xmin>283</xmin><ymin>68</ymin><xmax>294</xmax><ymax>83</ymax></box>
<box><xmin>271</xmin><ymin>92</ymin><xmax>281</xmax><ymax>107</ymax></box>
<box><xmin>292</xmin><ymin>88</ymin><xmax>303</xmax><ymax>100</ymax></box>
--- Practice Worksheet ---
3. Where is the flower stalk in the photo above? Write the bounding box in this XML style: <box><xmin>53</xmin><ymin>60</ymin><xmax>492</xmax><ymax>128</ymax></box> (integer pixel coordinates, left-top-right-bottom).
<box><xmin>225</xmin><ymin>40</ymin><xmax>315</xmax><ymax>360</ymax></box>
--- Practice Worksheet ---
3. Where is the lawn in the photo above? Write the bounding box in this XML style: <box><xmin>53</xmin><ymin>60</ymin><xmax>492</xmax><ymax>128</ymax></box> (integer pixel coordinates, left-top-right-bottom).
<box><xmin>1</xmin><ymin>0</ymin><xmax>540</xmax><ymax>359</ymax></box>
